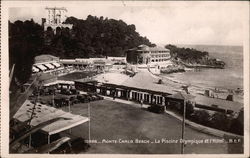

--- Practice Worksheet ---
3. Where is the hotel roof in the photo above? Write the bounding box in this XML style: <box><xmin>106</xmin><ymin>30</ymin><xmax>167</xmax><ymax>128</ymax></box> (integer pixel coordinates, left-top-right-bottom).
<box><xmin>149</xmin><ymin>46</ymin><xmax>170</xmax><ymax>52</ymax></box>
<box><xmin>128</xmin><ymin>45</ymin><xmax>170</xmax><ymax>52</ymax></box>
<box><xmin>35</xmin><ymin>54</ymin><xmax>59</xmax><ymax>64</ymax></box>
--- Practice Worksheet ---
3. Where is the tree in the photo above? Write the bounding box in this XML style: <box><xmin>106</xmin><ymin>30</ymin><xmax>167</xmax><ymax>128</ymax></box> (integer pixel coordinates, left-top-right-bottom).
<box><xmin>229</xmin><ymin>109</ymin><xmax>243</xmax><ymax>135</ymax></box>
<box><xmin>165</xmin><ymin>44</ymin><xmax>209</xmax><ymax>62</ymax></box>
<box><xmin>210</xmin><ymin>112</ymin><xmax>231</xmax><ymax>131</ymax></box>
<box><xmin>191</xmin><ymin>110</ymin><xmax>211</xmax><ymax>126</ymax></box>
<box><xmin>9</xmin><ymin>20</ymin><xmax>43</xmax><ymax>87</ymax></box>
<box><xmin>63</xmin><ymin>15</ymin><xmax>154</xmax><ymax>57</ymax></box>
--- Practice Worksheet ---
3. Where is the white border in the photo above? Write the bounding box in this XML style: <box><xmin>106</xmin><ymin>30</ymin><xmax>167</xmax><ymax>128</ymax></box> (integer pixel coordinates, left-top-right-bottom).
<box><xmin>1</xmin><ymin>1</ymin><xmax>249</xmax><ymax>158</ymax></box>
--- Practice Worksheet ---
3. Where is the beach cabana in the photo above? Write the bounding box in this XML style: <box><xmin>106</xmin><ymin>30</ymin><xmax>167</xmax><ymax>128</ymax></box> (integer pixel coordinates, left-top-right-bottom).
<box><xmin>44</xmin><ymin>63</ymin><xmax>55</xmax><ymax>70</ymax></box>
<box><xmin>32</xmin><ymin>66</ymin><xmax>40</xmax><ymax>73</ymax></box>
<box><xmin>51</xmin><ymin>62</ymin><xmax>61</xmax><ymax>68</ymax></box>
<box><xmin>35</xmin><ymin>64</ymin><xmax>47</xmax><ymax>71</ymax></box>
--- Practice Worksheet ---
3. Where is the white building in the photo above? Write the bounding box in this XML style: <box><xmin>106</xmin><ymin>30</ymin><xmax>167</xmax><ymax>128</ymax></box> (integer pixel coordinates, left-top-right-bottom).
<box><xmin>126</xmin><ymin>45</ymin><xmax>173</xmax><ymax>73</ymax></box>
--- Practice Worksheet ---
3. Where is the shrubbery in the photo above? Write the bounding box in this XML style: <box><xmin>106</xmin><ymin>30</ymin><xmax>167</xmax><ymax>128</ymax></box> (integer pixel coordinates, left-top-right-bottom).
<box><xmin>190</xmin><ymin>110</ymin><xmax>211</xmax><ymax>126</ymax></box>
<box><xmin>168</xmin><ymin>102</ymin><xmax>243</xmax><ymax>135</ymax></box>
<box><xmin>165</xmin><ymin>44</ymin><xmax>208</xmax><ymax>62</ymax></box>
<box><xmin>191</xmin><ymin>110</ymin><xmax>243</xmax><ymax>135</ymax></box>
<box><xmin>209</xmin><ymin>112</ymin><xmax>232</xmax><ymax>131</ymax></box>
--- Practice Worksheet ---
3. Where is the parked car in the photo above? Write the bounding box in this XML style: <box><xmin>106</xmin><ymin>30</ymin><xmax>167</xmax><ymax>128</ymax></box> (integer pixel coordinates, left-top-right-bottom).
<box><xmin>70</xmin><ymin>88</ymin><xmax>78</xmax><ymax>95</ymax></box>
<box><xmin>87</xmin><ymin>93</ymin><xmax>103</xmax><ymax>101</ymax></box>
<box><xmin>84</xmin><ymin>94</ymin><xmax>94</xmax><ymax>101</ymax></box>
<box><xmin>61</xmin><ymin>89</ymin><xmax>72</xmax><ymax>95</ymax></box>
<box><xmin>29</xmin><ymin>132</ymin><xmax>61</xmax><ymax>148</ymax></box>
<box><xmin>69</xmin><ymin>96</ymin><xmax>79</xmax><ymax>104</ymax></box>
<box><xmin>93</xmin><ymin>94</ymin><xmax>104</xmax><ymax>100</ymax></box>
<box><xmin>48</xmin><ymin>88</ymin><xmax>56</xmax><ymax>95</ymax></box>
<box><xmin>77</xmin><ymin>95</ymin><xmax>89</xmax><ymax>103</ymax></box>
<box><xmin>148</xmin><ymin>105</ymin><xmax>165</xmax><ymax>114</ymax></box>
<box><xmin>54</xmin><ymin>98</ymin><xmax>69</xmax><ymax>108</ymax></box>
<box><xmin>51</xmin><ymin>137</ymin><xmax>90</xmax><ymax>154</ymax></box>
<box><xmin>90</xmin><ymin>95</ymin><xmax>98</xmax><ymax>100</ymax></box>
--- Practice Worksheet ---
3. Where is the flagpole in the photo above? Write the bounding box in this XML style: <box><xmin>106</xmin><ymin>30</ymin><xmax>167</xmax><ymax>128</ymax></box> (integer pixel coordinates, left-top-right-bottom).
<box><xmin>88</xmin><ymin>101</ymin><xmax>91</xmax><ymax>142</ymax></box>
<box><xmin>181</xmin><ymin>99</ymin><xmax>186</xmax><ymax>154</ymax></box>
<box><xmin>68</xmin><ymin>99</ymin><xmax>71</xmax><ymax>134</ymax></box>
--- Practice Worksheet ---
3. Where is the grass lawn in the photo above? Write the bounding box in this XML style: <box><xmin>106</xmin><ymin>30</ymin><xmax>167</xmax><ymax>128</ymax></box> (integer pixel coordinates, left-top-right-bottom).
<box><xmin>58</xmin><ymin>71</ymin><xmax>97</xmax><ymax>81</ymax></box>
<box><xmin>59</xmin><ymin>99</ymin><xmax>240</xmax><ymax>154</ymax></box>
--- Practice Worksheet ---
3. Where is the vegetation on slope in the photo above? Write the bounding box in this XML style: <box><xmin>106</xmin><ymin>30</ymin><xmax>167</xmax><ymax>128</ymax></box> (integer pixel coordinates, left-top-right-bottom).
<box><xmin>165</xmin><ymin>44</ymin><xmax>225</xmax><ymax>68</ymax></box>
<box><xmin>9</xmin><ymin>15</ymin><xmax>154</xmax><ymax>86</ymax></box>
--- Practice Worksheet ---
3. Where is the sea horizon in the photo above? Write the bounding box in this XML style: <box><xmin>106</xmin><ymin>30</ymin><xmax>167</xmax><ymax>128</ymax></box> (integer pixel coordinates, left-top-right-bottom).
<box><xmin>161</xmin><ymin>44</ymin><xmax>243</xmax><ymax>91</ymax></box>
<box><xmin>157</xmin><ymin>43</ymin><xmax>243</xmax><ymax>48</ymax></box>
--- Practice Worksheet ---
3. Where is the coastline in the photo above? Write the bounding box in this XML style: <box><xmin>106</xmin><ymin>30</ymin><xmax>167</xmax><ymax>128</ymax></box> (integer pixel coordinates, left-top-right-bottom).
<box><xmin>180</xmin><ymin>62</ymin><xmax>225</xmax><ymax>69</ymax></box>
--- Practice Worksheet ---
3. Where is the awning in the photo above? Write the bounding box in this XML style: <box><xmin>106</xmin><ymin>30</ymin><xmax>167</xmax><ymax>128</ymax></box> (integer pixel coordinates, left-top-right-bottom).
<box><xmin>44</xmin><ymin>63</ymin><xmax>55</xmax><ymax>69</ymax></box>
<box><xmin>32</xmin><ymin>66</ymin><xmax>40</xmax><ymax>72</ymax></box>
<box><xmin>14</xmin><ymin>100</ymin><xmax>89</xmax><ymax>135</ymax></box>
<box><xmin>35</xmin><ymin>64</ymin><xmax>47</xmax><ymax>71</ymax></box>
<box><xmin>51</xmin><ymin>62</ymin><xmax>61</xmax><ymax>68</ymax></box>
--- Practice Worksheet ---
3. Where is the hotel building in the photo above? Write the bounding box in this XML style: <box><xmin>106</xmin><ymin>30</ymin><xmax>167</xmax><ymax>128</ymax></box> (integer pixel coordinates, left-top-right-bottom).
<box><xmin>126</xmin><ymin>44</ymin><xmax>171</xmax><ymax>66</ymax></box>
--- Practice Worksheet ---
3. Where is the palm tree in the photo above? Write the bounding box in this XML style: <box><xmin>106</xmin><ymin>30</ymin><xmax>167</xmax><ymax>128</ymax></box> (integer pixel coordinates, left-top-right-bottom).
<box><xmin>9</xmin><ymin>73</ymin><xmax>73</xmax><ymax>153</ymax></box>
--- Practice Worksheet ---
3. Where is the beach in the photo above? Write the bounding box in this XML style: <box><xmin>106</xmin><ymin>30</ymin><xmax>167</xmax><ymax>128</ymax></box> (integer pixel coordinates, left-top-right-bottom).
<box><xmin>173</xmin><ymin>45</ymin><xmax>243</xmax><ymax>89</ymax></box>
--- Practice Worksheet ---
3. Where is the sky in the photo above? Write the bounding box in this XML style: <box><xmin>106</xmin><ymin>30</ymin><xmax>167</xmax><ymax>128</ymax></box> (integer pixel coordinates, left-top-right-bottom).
<box><xmin>8</xmin><ymin>1</ymin><xmax>249</xmax><ymax>46</ymax></box>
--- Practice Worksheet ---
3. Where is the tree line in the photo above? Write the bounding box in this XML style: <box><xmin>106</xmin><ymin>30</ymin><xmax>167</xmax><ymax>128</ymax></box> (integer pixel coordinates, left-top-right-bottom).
<box><xmin>165</xmin><ymin>44</ymin><xmax>226</xmax><ymax>67</ymax></box>
<box><xmin>165</xmin><ymin>44</ymin><xmax>209</xmax><ymax>63</ymax></box>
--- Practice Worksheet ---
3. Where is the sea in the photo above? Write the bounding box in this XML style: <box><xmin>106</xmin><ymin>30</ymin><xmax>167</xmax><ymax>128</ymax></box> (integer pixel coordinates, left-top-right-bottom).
<box><xmin>161</xmin><ymin>45</ymin><xmax>244</xmax><ymax>91</ymax></box>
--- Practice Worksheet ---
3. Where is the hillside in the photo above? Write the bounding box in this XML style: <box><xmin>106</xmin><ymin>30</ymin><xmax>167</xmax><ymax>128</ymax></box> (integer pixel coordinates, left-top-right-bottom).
<box><xmin>165</xmin><ymin>44</ymin><xmax>225</xmax><ymax>68</ymax></box>
<box><xmin>9</xmin><ymin>15</ymin><xmax>154</xmax><ymax>85</ymax></box>
<box><xmin>61</xmin><ymin>16</ymin><xmax>155</xmax><ymax>58</ymax></box>
<box><xmin>43</xmin><ymin>15</ymin><xmax>155</xmax><ymax>59</ymax></box>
